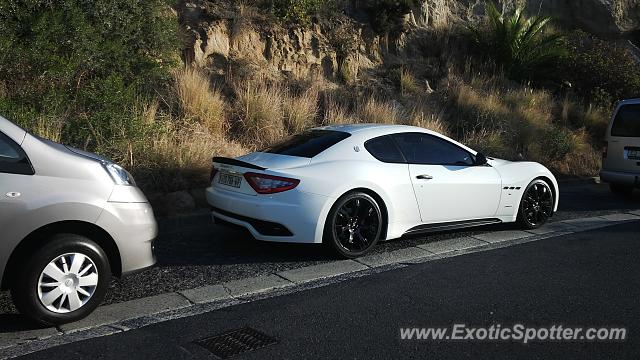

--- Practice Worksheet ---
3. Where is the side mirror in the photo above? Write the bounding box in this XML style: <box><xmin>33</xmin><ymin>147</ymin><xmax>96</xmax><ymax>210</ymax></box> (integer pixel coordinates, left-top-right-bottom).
<box><xmin>475</xmin><ymin>152</ymin><xmax>488</xmax><ymax>166</ymax></box>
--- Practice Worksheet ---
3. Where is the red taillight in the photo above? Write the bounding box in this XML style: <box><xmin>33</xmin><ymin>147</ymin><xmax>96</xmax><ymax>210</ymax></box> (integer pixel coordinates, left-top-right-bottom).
<box><xmin>603</xmin><ymin>141</ymin><xmax>608</xmax><ymax>159</ymax></box>
<box><xmin>243</xmin><ymin>172</ymin><xmax>300</xmax><ymax>194</ymax></box>
<box><xmin>210</xmin><ymin>167</ymin><xmax>218</xmax><ymax>183</ymax></box>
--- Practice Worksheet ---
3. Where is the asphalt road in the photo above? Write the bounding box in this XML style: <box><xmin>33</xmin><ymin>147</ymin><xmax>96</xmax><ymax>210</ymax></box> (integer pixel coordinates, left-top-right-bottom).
<box><xmin>17</xmin><ymin>220</ymin><xmax>640</xmax><ymax>359</ymax></box>
<box><xmin>0</xmin><ymin>182</ymin><xmax>639</xmax><ymax>315</ymax></box>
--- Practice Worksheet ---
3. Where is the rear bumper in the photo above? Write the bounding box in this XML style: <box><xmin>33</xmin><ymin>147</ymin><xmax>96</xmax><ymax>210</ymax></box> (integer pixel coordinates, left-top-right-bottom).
<box><xmin>206</xmin><ymin>186</ymin><xmax>330</xmax><ymax>243</ymax></box>
<box><xmin>599</xmin><ymin>170</ymin><xmax>640</xmax><ymax>187</ymax></box>
<box><xmin>97</xmin><ymin>201</ymin><xmax>157</xmax><ymax>275</ymax></box>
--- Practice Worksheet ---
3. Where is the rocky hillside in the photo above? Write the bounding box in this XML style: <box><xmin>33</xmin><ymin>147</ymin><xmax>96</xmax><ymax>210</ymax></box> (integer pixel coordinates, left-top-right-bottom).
<box><xmin>433</xmin><ymin>0</ymin><xmax>640</xmax><ymax>36</ymax></box>
<box><xmin>3</xmin><ymin>0</ymin><xmax>640</xmax><ymax>214</ymax></box>
<box><xmin>179</xmin><ymin>0</ymin><xmax>640</xmax><ymax>85</ymax></box>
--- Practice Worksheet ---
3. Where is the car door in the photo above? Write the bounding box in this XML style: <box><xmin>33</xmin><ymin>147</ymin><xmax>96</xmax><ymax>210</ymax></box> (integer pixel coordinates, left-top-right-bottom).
<box><xmin>0</xmin><ymin>131</ymin><xmax>35</xmax><ymax>235</ymax></box>
<box><xmin>391</xmin><ymin>132</ymin><xmax>502</xmax><ymax>223</ymax></box>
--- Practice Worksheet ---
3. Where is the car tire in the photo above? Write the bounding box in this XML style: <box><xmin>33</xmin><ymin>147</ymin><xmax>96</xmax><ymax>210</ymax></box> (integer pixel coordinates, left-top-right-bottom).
<box><xmin>11</xmin><ymin>234</ymin><xmax>111</xmax><ymax>326</ymax></box>
<box><xmin>324</xmin><ymin>192</ymin><xmax>383</xmax><ymax>258</ymax></box>
<box><xmin>517</xmin><ymin>179</ymin><xmax>554</xmax><ymax>230</ymax></box>
<box><xmin>610</xmin><ymin>183</ymin><xmax>634</xmax><ymax>196</ymax></box>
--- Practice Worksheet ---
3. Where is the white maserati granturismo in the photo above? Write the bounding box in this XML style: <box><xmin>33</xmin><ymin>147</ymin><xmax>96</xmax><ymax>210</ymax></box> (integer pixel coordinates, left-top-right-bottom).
<box><xmin>206</xmin><ymin>124</ymin><xmax>559</xmax><ymax>257</ymax></box>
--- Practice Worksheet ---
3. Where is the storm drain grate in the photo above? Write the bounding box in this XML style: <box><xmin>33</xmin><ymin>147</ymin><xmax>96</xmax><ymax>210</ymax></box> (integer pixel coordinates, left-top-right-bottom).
<box><xmin>195</xmin><ymin>327</ymin><xmax>278</xmax><ymax>359</ymax></box>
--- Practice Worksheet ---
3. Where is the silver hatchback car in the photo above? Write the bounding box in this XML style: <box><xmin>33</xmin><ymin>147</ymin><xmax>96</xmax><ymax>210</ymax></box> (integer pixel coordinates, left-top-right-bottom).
<box><xmin>0</xmin><ymin>116</ymin><xmax>157</xmax><ymax>325</ymax></box>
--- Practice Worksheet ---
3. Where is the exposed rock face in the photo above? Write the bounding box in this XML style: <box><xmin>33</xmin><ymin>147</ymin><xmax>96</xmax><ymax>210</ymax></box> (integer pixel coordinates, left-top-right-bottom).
<box><xmin>179</xmin><ymin>0</ymin><xmax>639</xmax><ymax>81</ymax></box>
<box><xmin>525</xmin><ymin>0</ymin><xmax>640</xmax><ymax>36</ymax></box>
<box><xmin>180</xmin><ymin>2</ymin><xmax>380</xmax><ymax>80</ymax></box>
<box><xmin>409</xmin><ymin>0</ymin><xmax>640</xmax><ymax>37</ymax></box>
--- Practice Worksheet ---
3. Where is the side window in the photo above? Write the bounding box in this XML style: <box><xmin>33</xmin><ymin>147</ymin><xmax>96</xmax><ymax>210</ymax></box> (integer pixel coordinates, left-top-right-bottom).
<box><xmin>0</xmin><ymin>132</ymin><xmax>34</xmax><ymax>175</ymax></box>
<box><xmin>364</xmin><ymin>135</ymin><xmax>405</xmax><ymax>163</ymax></box>
<box><xmin>391</xmin><ymin>133</ymin><xmax>475</xmax><ymax>166</ymax></box>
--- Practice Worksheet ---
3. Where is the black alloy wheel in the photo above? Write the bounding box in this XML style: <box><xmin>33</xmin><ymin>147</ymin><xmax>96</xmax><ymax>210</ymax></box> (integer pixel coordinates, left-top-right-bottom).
<box><xmin>517</xmin><ymin>179</ymin><xmax>554</xmax><ymax>229</ymax></box>
<box><xmin>325</xmin><ymin>192</ymin><xmax>383</xmax><ymax>258</ymax></box>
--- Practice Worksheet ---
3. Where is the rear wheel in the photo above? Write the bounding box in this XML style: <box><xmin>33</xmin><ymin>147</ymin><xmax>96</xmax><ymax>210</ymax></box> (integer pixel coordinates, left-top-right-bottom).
<box><xmin>610</xmin><ymin>183</ymin><xmax>634</xmax><ymax>196</ymax></box>
<box><xmin>11</xmin><ymin>234</ymin><xmax>111</xmax><ymax>326</ymax></box>
<box><xmin>517</xmin><ymin>180</ymin><xmax>554</xmax><ymax>230</ymax></box>
<box><xmin>324</xmin><ymin>192</ymin><xmax>383</xmax><ymax>258</ymax></box>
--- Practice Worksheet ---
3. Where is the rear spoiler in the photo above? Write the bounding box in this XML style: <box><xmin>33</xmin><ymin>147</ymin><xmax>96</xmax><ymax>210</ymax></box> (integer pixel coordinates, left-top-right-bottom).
<box><xmin>212</xmin><ymin>157</ymin><xmax>266</xmax><ymax>171</ymax></box>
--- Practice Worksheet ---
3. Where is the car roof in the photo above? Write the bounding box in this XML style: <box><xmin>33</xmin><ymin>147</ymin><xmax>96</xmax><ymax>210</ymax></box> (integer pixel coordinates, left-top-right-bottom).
<box><xmin>0</xmin><ymin>115</ymin><xmax>27</xmax><ymax>144</ymax></box>
<box><xmin>314</xmin><ymin>123</ymin><xmax>478</xmax><ymax>156</ymax></box>
<box><xmin>618</xmin><ymin>98</ymin><xmax>640</xmax><ymax>105</ymax></box>
<box><xmin>316</xmin><ymin>123</ymin><xmax>434</xmax><ymax>136</ymax></box>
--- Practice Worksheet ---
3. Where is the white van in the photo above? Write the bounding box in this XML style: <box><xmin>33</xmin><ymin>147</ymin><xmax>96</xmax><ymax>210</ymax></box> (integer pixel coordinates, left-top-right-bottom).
<box><xmin>600</xmin><ymin>99</ymin><xmax>640</xmax><ymax>195</ymax></box>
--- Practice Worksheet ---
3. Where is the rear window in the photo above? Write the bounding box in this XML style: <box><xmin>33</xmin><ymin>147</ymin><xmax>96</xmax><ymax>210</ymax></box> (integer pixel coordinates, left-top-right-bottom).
<box><xmin>263</xmin><ymin>130</ymin><xmax>351</xmax><ymax>158</ymax></box>
<box><xmin>611</xmin><ymin>104</ymin><xmax>640</xmax><ymax>137</ymax></box>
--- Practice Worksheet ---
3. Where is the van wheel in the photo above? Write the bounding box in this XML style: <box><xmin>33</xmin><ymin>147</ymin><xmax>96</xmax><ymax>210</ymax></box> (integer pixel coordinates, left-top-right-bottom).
<box><xmin>324</xmin><ymin>192</ymin><xmax>383</xmax><ymax>258</ymax></box>
<box><xmin>11</xmin><ymin>234</ymin><xmax>110</xmax><ymax>326</ymax></box>
<box><xmin>610</xmin><ymin>184</ymin><xmax>634</xmax><ymax>196</ymax></box>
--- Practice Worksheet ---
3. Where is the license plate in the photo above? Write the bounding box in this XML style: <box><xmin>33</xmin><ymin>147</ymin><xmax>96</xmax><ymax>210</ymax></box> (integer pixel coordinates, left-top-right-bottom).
<box><xmin>629</xmin><ymin>150</ymin><xmax>639</xmax><ymax>160</ymax></box>
<box><xmin>218</xmin><ymin>172</ymin><xmax>242</xmax><ymax>188</ymax></box>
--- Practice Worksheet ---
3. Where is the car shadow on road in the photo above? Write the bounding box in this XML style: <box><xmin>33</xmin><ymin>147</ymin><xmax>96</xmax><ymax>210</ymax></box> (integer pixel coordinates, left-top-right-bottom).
<box><xmin>559</xmin><ymin>183</ymin><xmax>640</xmax><ymax>213</ymax></box>
<box><xmin>154</xmin><ymin>183</ymin><xmax>640</xmax><ymax>268</ymax></box>
<box><xmin>154</xmin><ymin>223</ymin><xmax>337</xmax><ymax>267</ymax></box>
<box><xmin>0</xmin><ymin>314</ymin><xmax>47</xmax><ymax>333</ymax></box>
<box><xmin>153</xmin><ymin>217</ymin><xmax>529</xmax><ymax>268</ymax></box>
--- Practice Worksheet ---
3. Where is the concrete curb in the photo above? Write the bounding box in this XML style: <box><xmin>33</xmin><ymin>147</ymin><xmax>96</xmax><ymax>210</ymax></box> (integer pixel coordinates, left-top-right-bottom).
<box><xmin>278</xmin><ymin>260</ymin><xmax>368</xmax><ymax>283</ymax></box>
<box><xmin>1</xmin><ymin>210</ymin><xmax>639</xmax><ymax>359</ymax></box>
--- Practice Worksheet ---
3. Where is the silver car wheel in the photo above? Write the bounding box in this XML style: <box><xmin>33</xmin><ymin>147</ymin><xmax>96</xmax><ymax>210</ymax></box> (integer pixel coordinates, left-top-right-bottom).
<box><xmin>37</xmin><ymin>253</ymin><xmax>99</xmax><ymax>314</ymax></box>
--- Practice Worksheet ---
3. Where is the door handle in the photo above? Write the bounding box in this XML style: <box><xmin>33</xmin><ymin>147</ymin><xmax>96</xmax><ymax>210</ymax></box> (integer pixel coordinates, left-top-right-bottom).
<box><xmin>416</xmin><ymin>174</ymin><xmax>433</xmax><ymax>180</ymax></box>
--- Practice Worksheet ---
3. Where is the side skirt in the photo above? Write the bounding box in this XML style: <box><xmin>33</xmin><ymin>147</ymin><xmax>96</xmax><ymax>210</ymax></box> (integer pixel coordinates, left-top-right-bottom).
<box><xmin>401</xmin><ymin>218</ymin><xmax>503</xmax><ymax>237</ymax></box>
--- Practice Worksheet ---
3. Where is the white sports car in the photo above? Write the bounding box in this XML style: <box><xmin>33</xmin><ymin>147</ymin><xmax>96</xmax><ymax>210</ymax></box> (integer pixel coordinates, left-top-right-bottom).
<box><xmin>206</xmin><ymin>124</ymin><xmax>559</xmax><ymax>257</ymax></box>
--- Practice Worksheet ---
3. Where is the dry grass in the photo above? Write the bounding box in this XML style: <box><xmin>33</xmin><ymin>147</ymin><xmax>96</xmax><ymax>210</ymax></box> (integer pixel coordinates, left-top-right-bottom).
<box><xmin>562</xmin><ymin>99</ymin><xmax>610</xmax><ymax>140</ymax></box>
<box><xmin>448</xmin><ymin>75</ymin><xmax>555</xmax><ymax>156</ymax></box>
<box><xmin>445</xmin><ymin>72</ymin><xmax>601</xmax><ymax>175</ymax></box>
<box><xmin>548</xmin><ymin>129</ymin><xmax>601</xmax><ymax>176</ymax></box>
<box><xmin>33</xmin><ymin>115</ymin><xmax>64</xmax><ymax>143</ymax></box>
<box><xmin>106</xmin><ymin>59</ymin><xmax>608</xmax><ymax>193</ymax></box>
<box><xmin>173</xmin><ymin>68</ymin><xmax>226</xmax><ymax>134</ymax></box>
<box><xmin>399</xmin><ymin>69</ymin><xmax>421</xmax><ymax>95</ymax></box>
<box><xmin>234</xmin><ymin>81</ymin><xmax>285</xmax><ymax>148</ymax></box>
<box><xmin>463</xmin><ymin>129</ymin><xmax>510</xmax><ymax>158</ymax></box>
<box><xmin>134</xmin><ymin>122</ymin><xmax>246</xmax><ymax>192</ymax></box>
<box><xmin>0</xmin><ymin>81</ymin><xmax>7</xmax><ymax>98</ymax></box>
<box><xmin>408</xmin><ymin>110</ymin><xmax>449</xmax><ymax>136</ymax></box>
<box><xmin>322</xmin><ymin>96</ymin><xmax>355</xmax><ymax>125</ymax></box>
<box><xmin>283</xmin><ymin>87</ymin><xmax>318</xmax><ymax>133</ymax></box>
<box><xmin>141</xmin><ymin>99</ymin><xmax>160</xmax><ymax>126</ymax></box>
<box><xmin>90</xmin><ymin>67</ymin><xmax>607</xmax><ymax>192</ymax></box>
<box><xmin>358</xmin><ymin>98</ymin><xmax>405</xmax><ymax>124</ymax></box>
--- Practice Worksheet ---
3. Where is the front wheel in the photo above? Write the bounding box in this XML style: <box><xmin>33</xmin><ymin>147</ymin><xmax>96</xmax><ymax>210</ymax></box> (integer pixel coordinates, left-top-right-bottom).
<box><xmin>11</xmin><ymin>234</ymin><xmax>111</xmax><ymax>326</ymax></box>
<box><xmin>324</xmin><ymin>192</ymin><xmax>383</xmax><ymax>258</ymax></box>
<box><xmin>517</xmin><ymin>180</ymin><xmax>554</xmax><ymax>230</ymax></box>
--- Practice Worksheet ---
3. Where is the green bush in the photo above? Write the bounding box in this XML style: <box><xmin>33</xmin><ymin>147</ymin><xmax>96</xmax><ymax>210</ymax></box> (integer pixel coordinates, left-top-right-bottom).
<box><xmin>366</xmin><ymin>0</ymin><xmax>420</xmax><ymax>34</ymax></box>
<box><xmin>539</xmin><ymin>126</ymin><xmax>574</xmax><ymax>161</ymax></box>
<box><xmin>468</xmin><ymin>2</ymin><xmax>566</xmax><ymax>81</ymax></box>
<box><xmin>269</xmin><ymin>0</ymin><xmax>339</xmax><ymax>25</ymax></box>
<box><xmin>0</xmin><ymin>0</ymin><xmax>178</xmax><ymax>158</ymax></box>
<box><xmin>562</xmin><ymin>30</ymin><xmax>640</xmax><ymax>103</ymax></box>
